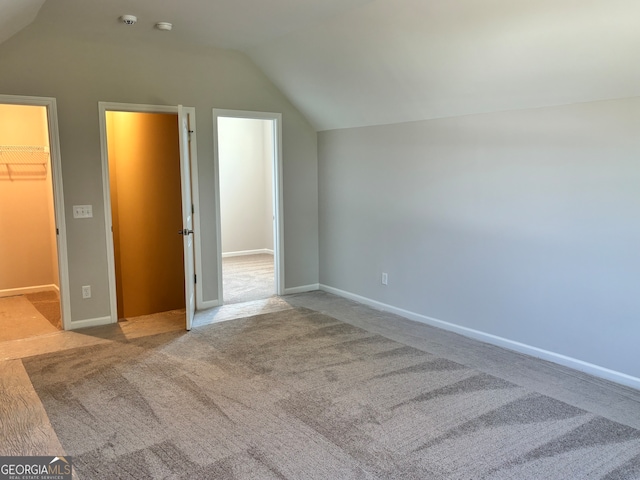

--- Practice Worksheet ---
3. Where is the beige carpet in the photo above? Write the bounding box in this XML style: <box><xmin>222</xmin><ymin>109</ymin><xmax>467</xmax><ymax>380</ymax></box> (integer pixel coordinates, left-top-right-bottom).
<box><xmin>23</xmin><ymin>308</ymin><xmax>640</xmax><ymax>479</ymax></box>
<box><xmin>25</xmin><ymin>290</ymin><xmax>61</xmax><ymax>329</ymax></box>
<box><xmin>223</xmin><ymin>253</ymin><xmax>275</xmax><ymax>304</ymax></box>
<box><xmin>0</xmin><ymin>295</ymin><xmax>59</xmax><ymax>342</ymax></box>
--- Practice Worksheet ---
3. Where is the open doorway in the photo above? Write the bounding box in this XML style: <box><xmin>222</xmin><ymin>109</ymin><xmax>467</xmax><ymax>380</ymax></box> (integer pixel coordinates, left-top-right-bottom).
<box><xmin>100</xmin><ymin>103</ymin><xmax>199</xmax><ymax>329</ymax></box>
<box><xmin>106</xmin><ymin>111</ymin><xmax>184</xmax><ymax>322</ymax></box>
<box><xmin>0</xmin><ymin>97</ymin><xmax>69</xmax><ymax>341</ymax></box>
<box><xmin>213</xmin><ymin>110</ymin><xmax>284</xmax><ymax>305</ymax></box>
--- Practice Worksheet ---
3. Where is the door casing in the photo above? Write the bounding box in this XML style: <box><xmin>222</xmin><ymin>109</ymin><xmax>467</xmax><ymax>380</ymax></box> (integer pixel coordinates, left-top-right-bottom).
<box><xmin>98</xmin><ymin>102</ymin><xmax>201</xmax><ymax>326</ymax></box>
<box><xmin>0</xmin><ymin>94</ymin><xmax>71</xmax><ymax>330</ymax></box>
<box><xmin>212</xmin><ymin>109</ymin><xmax>284</xmax><ymax>305</ymax></box>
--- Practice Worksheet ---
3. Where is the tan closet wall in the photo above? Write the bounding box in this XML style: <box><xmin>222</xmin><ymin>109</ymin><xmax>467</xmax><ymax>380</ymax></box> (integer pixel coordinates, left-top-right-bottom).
<box><xmin>0</xmin><ymin>104</ymin><xmax>58</xmax><ymax>293</ymax></box>
<box><xmin>106</xmin><ymin>112</ymin><xmax>185</xmax><ymax>319</ymax></box>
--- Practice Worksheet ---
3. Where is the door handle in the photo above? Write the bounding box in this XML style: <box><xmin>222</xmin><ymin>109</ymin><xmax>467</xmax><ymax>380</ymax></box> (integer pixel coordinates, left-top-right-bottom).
<box><xmin>178</xmin><ymin>229</ymin><xmax>194</xmax><ymax>236</ymax></box>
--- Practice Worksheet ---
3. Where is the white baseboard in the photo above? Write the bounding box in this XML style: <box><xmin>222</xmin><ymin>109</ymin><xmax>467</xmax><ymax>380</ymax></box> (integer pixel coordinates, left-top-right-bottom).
<box><xmin>284</xmin><ymin>284</ymin><xmax>320</xmax><ymax>295</ymax></box>
<box><xmin>67</xmin><ymin>316</ymin><xmax>113</xmax><ymax>330</ymax></box>
<box><xmin>319</xmin><ymin>284</ymin><xmax>640</xmax><ymax>391</ymax></box>
<box><xmin>222</xmin><ymin>249</ymin><xmax>274</xmax><ymax>258</ymax></box>
<box><xmin>0</xmin><ymin>284</ymin><xmax>59</xmax><ymax>298</ymax></box>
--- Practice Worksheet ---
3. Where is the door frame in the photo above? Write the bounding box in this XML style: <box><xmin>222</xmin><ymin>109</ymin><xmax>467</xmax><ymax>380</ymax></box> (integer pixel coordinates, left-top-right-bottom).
<box><xmin>0</xmin><ymin>94</ymin><xmax>71</xmax><ymax>330</ymax></box>
<box><xmin>212</xmin><ymin>109</ymin><xmax>284</xmax><ymax>304</ymax></box>
<box><xmin>98</xmin><ymin>102</ymin><xmax>201</xmax><ymax>324</ymax></box>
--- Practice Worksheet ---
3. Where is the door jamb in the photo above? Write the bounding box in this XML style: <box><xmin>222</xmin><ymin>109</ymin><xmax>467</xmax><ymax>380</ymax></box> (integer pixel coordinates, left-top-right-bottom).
<box><xmin>0</xmin><ymin>94</ymin><xmax>71</xmax><ymax>330</ymax></box>
<box><xmin>212</xmin><ymin>109</ymin><xmax>284</xmax><ymax>305</ymax></box>
<box><xmin>98</xmin><ymin>102</ymin><xmax>201</xmax><ymax>323</ymax></box>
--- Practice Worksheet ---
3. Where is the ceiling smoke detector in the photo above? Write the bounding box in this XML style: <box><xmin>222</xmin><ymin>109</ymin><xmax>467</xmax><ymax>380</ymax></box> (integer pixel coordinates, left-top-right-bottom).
<box><xmin>120</xmin><ymin>15</ymin><xmax>137</xmax><ymax>25</ymax></box>
<box><xmin>155</xmin><ymin>22</ymin><xmax>173</xmax><ymax>31</ymax></box>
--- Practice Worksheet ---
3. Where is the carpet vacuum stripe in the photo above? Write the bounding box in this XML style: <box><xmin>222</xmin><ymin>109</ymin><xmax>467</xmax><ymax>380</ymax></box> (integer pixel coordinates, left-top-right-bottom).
<box><xmin>22</xmin><ymin>307</ymin><xmax>640</xmax><ymax>479</ymax></box>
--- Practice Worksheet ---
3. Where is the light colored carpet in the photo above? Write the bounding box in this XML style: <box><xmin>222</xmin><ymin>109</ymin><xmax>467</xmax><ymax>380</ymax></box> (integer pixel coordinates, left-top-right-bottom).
<box><xmin>120</xmin><ymin>307</ymin><xmax>186</xmax><ymax>324</ymax></box>
<box><xmin>0</xmin><ymin>360</ymin><xmax>66</xmax><ymax>456</ymax></box>
<box><xmin>0</xmin><ymin>295</ymin><xmax>59</xmax><ymax>342</ymax></box>
<box><xmin>25</xmin><ymin>290</ymin><xmax>61</xmax><ymax>329</ymax></box>
<box><xmin>222</xmin><ymin>253</ymin><xmax>275</xmax><ymax>304</ymax></box>
<box><xmin>23</xmin><ymin>308</ymin><xmax>640</xmax><ymax>479</ymax></box>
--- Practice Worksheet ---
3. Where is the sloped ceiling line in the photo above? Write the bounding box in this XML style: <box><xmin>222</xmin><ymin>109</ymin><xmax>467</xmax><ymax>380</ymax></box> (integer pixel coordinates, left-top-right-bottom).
<box><xmin>1</xmin><ymin>0</ymin><xmax>639</xmax><ymax>131</ymax></box>
<box><xmin>0</xmin><ymin>0</ymin><xmax>46</xmax><ymax>45</ymax></box>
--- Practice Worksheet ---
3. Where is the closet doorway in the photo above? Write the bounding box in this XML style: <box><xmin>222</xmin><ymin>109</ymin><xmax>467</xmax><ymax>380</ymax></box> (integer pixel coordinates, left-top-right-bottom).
<box><xmin>100</xmin><ymin>103</ymin><xmax>198</xmax><ymax>329</ymax></box>
<box><xmin>213</xmin><ymin>110</ymin><xmax>284</xmax><ymax>305</ymax></box>
<box><xmin>0</xmin><ymin>96</ymin><xmax>70</xmax><ymax>341</ymax></box>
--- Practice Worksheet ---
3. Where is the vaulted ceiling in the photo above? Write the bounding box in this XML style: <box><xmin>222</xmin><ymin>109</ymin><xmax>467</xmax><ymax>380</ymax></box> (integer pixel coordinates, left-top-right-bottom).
<box><xmin>0</xmin><ymin>0</ymin><xmax>45</xmax><ymax>45</ymax></box>
<box><xmin>2</xmin><ymin>0</ymin><xmax>639</xmax><ymax>131</ymax></box>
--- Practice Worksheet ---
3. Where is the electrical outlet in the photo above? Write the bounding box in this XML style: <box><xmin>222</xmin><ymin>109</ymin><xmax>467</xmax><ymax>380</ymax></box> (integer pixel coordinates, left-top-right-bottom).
<box><xmin>381</xmin><ymin>272</ymin><xmax>388</xmax><ymax>285</ymax></box>
<box><xmin>82</xmin><ymin>285</ymin><xmax>91</xmax><ymax>299</ymax></box>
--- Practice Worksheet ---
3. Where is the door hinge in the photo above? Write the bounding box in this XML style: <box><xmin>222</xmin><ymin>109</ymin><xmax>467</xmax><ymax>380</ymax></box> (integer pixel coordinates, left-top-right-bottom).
<box><xmin>191</xmin><ymin>204</ymin><xmax>195</xmax><ymax>214</ymax></box>
<box><xmin>194</xmin><ymin>274</ymin><xmax>197</xmax><ymax>284</ymax></box>
<box><xmin>56</xmin><ymin>228</ymin><xmax>59</xmax><ymax>235</ymax></box>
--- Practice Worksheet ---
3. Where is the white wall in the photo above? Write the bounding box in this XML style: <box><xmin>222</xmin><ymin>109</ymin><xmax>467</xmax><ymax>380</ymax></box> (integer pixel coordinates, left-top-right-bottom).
<box><xmin>318</xmin><ymin>96</ymin><xmax>640</xmax><ymax>384</ymax></box>
<box><xmin>219</xmin><ymin>117</ymin><xmax>274</xmax><ymax>254</ymax></box>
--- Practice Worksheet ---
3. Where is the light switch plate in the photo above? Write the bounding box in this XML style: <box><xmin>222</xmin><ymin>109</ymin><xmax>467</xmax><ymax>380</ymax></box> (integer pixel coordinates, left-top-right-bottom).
<box><xmin>73</xmin><ymin>205</ymin><xmax>93</xmax><ymax>219</ymax></box>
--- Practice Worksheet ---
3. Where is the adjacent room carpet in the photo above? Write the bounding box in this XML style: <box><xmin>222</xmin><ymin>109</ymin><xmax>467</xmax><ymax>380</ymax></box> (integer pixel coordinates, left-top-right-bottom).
<box><xmin>0</xmin><ymin>295</ymin><xmax>59</xmax><ymax>342</ymax></box>
<box><xmin>222</xmin><ymin>253</ymin><xmax>275</xmax><ymax>304</ymax></box>
<box><xmin>25</xmin><ymin>290</ymin><xmax>61</xmax><ymax>329</ymax></box>
<box><xmin>23</xmin><ymin>308</ymin><xmax>640</xmax><ymax>479</ymax></box>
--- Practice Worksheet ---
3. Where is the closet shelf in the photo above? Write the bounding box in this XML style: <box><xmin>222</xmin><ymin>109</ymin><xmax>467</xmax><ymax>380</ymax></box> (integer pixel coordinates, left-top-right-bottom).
<box><xmin>0</xmin><ymin>145</ymin><xmax>50</xmax><ymax>165</ymax></box>
<box><xmin>0</xmin><ymin>145</ymin><xmax>50</xmax><ymax>179</ymax></box>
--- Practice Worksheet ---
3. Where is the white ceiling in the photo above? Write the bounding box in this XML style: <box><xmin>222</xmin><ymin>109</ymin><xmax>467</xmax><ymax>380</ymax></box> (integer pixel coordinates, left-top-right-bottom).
<box><xmin>2</xmin><ymin>0</ymin><xmax>639</xmax><ymax>131</ymax></box>
<box><xmin>248</xmin><ymin>0</ymin><xmax>640</xmax><ymax>130</ymax></box>
<box><xmin>20</xmin><ymin>0</ymin><xmax>375</xmax><ymax>49</ymax></box>
<box><xmin>0</xmin><ymin>0</ymin><xmax>45</xmax><ymax>45</ymax></box>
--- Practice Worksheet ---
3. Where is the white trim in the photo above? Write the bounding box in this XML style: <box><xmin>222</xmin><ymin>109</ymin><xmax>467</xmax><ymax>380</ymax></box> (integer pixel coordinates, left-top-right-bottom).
<box><xmin>98</xmin><ymin>103</ymin><xmax>117</xmax><ymax>324</ymax></box>
<box><xmin>98</xmin><ymin>102</ymin><xmax>201</xmax><ymax>323</ymax></box>
<box><xmin>0</xmin><ymin>95</ymin><xmax>71</xmax><ymax>330</ymax></box>
<box><xmin>99</xmin><ymin>102</ymin><xmax>178</xmax><ymax>114</ymax></box>
<box><xmin>222</xmin><ymin>249</ymin><xmax>274</xmax><ymax>258</ymax></box>
<box><xmin>284</xmin><ymin>284</ymin><xmax>320</xmax><ymax>295</ymax></box>
<box><xmin>67</xmin><ymin>316</ymin><xmax>112</xmax><ymax>330</ymax></box>
<box><xmin>212</xmin><ymin>109</ymin><xmax>285</xmax><ymax>305</ymax></box>
<box><xmin>187</xmin><ymin>112</ymin><xmax>205</xmax><ymax>312</ymax></box>
<box><xmin>319</xmin><ymin>284</ymin><xmax>640</xmax><ymax>391</ymax></box>
<box><xmin>0</xmin><ymin>284</ymin><xmax>59</xmax><ymax>298</ymax></box>
<box><xmin>213</xmin><ymin>110</ymin><xmax>224</xmax><ymax>306</ymax></box>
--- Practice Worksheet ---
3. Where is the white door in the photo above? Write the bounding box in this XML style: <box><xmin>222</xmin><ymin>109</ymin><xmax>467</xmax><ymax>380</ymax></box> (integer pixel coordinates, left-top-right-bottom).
<box><xmin>178</xmin><ymin>105</ymin><xmax>196</xmax><ymax>330</ymax></box>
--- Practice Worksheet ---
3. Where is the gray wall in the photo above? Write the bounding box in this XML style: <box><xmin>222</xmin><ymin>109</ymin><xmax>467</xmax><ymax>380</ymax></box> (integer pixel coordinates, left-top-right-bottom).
<box><xmin>0</xmin><ymin>24</ymin><xmax>318</xmax><ymax>322</ymax></box>
<box><xmin>319</xmin><ymin>97</ymin><xmax>640</xmax><ymax>379</ymax></box>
